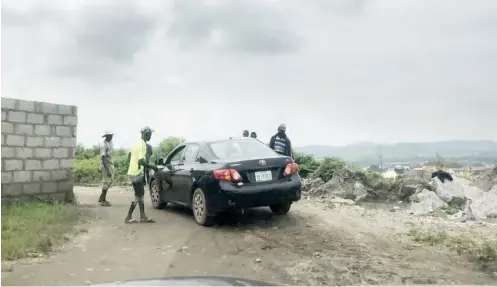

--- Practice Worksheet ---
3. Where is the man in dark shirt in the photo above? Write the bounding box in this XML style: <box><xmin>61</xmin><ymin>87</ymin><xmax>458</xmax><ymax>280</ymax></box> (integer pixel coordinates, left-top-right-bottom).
<box><xmin>269</xmin><ymin>124</ymin><xmax>293</xmax><ymax>158</ymax></box>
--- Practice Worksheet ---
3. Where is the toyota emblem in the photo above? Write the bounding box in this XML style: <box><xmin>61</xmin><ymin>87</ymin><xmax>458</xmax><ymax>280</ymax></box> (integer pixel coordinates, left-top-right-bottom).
<box><xmin>259</xmin><ymin>160</ymin><xmax>267</xmax><ymax>165</ymax></box>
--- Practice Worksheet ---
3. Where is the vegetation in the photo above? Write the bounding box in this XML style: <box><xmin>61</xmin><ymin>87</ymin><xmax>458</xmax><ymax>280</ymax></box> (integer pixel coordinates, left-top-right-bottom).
<box><xmin>293</xmin><ymin>152</ymin><xmax>320</xmax><ymax>178</ymax></box>
<box><xmin>408</xmin><ymin>229</ymin><xmax>497</xmax><ymax>270</ymax></box>
<box><xmin>150</xmin><ymin>136</ymin><xmax>185</xmax><ymax>163</ymax></box>
<box><xmin>74</xmin><ymin>144</ymin><xmax>130</xmax><ymax>185</ymax></box>
<box><xmin>73</xmin><ymin>137</ymin><xmax>400</xmax><ymax>201</ymax></box>
<box><xmin>74</xmin><ymin>138</ymin><xmax>394</xmax><ymax>194</ymax></box>
<box><xmin>1</xmin><ymin>201</ymin><xmax>84</xmax><ymax>260</ymax></box>
<box><xmin>74</xmin><ymin>137</ymin><xmax>184</xmax><ymax>185</ymax></box>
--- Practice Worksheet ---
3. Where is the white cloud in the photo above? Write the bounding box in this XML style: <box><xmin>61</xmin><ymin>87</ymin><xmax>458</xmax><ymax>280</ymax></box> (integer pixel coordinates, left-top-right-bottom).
<box><xmin>2</xmin><ymin>0</ymin><xmax>496</xmax><ymax>148</ymax></box>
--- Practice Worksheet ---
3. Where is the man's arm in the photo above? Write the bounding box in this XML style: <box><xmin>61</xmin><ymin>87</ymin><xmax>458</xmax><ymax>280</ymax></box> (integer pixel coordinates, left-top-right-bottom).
<box><xmin>138</xmin><ymin>158</ymin><xmax>158</xmax><ymax>171</ymax></box>
<box><xmin>101</xmin><ymin>145</ymin><xmax>111</xmax><ymax>174</ymax></box>
<box><xmin>269</xmin><ymin>135</ymin><xmax>275</xmax><ymax>149</ymax></box>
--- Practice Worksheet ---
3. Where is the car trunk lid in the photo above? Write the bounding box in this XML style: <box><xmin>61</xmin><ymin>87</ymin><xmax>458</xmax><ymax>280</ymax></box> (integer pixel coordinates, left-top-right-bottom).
<box><xmin>226</xmin><ymin>156</ymin><xmax>293</xmax><ymax>184</ymax></box>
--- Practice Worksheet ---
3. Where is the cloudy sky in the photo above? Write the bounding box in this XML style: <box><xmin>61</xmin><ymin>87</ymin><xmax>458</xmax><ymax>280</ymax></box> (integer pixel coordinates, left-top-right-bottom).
<box><xmin>2</xmin><ymin>0</ymin><xmax>496</xmax><ymax>148</ymax></box>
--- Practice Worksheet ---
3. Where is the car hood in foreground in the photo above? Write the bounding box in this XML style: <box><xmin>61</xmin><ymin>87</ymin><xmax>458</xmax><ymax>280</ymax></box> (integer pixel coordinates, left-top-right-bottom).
<box><xmin>95</xmin><ymin>276</ymin><xmax>277</xmax><ymax>286</ymax></box>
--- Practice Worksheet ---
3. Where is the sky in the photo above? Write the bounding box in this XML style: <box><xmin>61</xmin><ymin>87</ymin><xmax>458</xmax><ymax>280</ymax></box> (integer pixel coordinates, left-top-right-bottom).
<box><xmin>1</xmin><ymin>0</ymin><xmax>497</xmax><ymax>148</ymax></box>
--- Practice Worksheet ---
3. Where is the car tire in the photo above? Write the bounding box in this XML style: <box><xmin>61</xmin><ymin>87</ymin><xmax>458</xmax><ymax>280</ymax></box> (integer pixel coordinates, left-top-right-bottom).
<box><xmin>150</xmin><ymin>179</ymin><xmax>167</xmax><ymax>209</ymax></box>
<box><xmin>192</xmin><ymin>188</ymin><xmax>215</xmax><ymax>227</ymax></box>
<box><xmin>270</xmin><ymin>202</ymin><xmax>291</xmax><ymax>214</ymax></box>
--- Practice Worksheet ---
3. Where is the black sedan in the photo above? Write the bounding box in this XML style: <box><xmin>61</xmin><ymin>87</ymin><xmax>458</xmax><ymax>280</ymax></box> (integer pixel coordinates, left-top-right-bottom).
<box><xmin>147</xmin><ymin>138</ymin><xmax>302</xmax><ymax>226</ymax></box>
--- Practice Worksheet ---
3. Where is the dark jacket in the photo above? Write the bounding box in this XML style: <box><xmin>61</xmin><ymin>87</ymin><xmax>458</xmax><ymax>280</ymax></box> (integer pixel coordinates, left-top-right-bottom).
<box><xmin>269</xmin><ymin>134</ymin><xmax>293</xmax><ymax>158</ymax></box>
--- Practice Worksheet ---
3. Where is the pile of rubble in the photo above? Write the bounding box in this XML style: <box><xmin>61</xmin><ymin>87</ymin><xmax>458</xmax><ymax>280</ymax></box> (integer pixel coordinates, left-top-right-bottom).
<box><xmin>409</xmin><ymin>176</ymin><xmax>497</xmax><ymax>220</ymax></box>
<box><xmin>307</xmin><ymin>161</ymin><xmax>412</xmax><ymax>201</ymax></box>
<box><xmin>302</xmin><ymin>172</ymin><xmax>497</xmax><ymax>220</ymax></box>
<box><xmin>474</xmin><ymin>165</ymin><xmax>497</xmax><ymax>192</ymax></box>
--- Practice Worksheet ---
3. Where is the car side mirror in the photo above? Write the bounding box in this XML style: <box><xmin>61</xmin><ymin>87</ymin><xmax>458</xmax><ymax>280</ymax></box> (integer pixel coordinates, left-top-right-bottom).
<box><xmin>198</xmin><ymin>157</ymin><xmax>208</xmax><ymax>164</ymax></box>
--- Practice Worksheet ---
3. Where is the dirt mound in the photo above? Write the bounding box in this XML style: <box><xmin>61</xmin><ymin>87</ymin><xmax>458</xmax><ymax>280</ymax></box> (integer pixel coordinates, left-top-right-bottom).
<box><xmin>303</xmin><ymin>160</ymin><xmax>431</xmax><ymax>203</ymax></box>
<box><xmin>389</xmin><ymin>173</ymin><xmax>432</xmax><ymax>201</ymax></box>
<box><xmin>303</xmin><ymin>162</ymin><xmax>392</xmax><ymax>202</ymax></box>
<box><xmin>303</xmin><ymin>164</ymin><xmax>497</xmax><ymax>221</ymax></box>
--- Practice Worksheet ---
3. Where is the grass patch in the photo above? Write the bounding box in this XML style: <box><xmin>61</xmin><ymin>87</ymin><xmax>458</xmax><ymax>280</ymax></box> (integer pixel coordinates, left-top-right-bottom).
<box><xmin>1</xmin><ymin>201</ymin><xmax>83</xmax><ymax>260</ymax></box>
<box><xmin>440</xmin><ymin>204</ymin><xmax>459</xmax><ymax>215</ymax></box>
<box><xmin>408</xmin><ymin>229</ymin><xmax>497</xmax><ymax>270</ymax></box>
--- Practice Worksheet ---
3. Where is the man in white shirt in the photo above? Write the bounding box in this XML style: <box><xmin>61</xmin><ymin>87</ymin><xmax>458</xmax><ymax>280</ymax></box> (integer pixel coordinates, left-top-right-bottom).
<box><xmin>99</xmin><ymin>131</ymin><xmax>115</xmax><ymax>206</ymax></box>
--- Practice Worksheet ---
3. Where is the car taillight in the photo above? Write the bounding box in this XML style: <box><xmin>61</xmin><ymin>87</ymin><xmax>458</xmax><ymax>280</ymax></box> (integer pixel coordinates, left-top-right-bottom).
<box><xmin>283</xmin><ymin>163</ymin><xmax>299</xmax><ymax>176</ymax></box>
<box><xmin>213</xmin><ymin>169</ymin><xmax>242</xmax><ymax>182</ymax></box>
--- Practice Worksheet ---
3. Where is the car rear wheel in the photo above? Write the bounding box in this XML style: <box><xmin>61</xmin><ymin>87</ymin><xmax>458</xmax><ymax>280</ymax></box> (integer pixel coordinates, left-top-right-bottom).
<box><xmin>270</xmin><ymin>202</ymin><xmax>291</xmax><ymax>214</ymax></box>
<box><xmin>150</xmin><ymin>180</ymin><xmax>166</xmax><ymax>209</ymax></box>
<box><xmin>192</xmin><ymin>188</ymin><xmax>215</xmax><ymax>227</ymax></box>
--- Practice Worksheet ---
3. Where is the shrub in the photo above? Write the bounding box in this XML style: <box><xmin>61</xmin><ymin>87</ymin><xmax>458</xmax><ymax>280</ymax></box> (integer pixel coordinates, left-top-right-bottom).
<box><xmin>73</xmin><ymin>157</ymin><xmax>100</xmax><ymax>185</ymax></box>
<box><xmin>294</xmin><ymin>152</ymin><xmax>320</xmax><ymax>178</ymax></box>
<box><xmin>311</xmin><ymin>156</ymin><xmax>395</xmax><ymax>199</ymax></box>
<box><xmin>150</xmin><ymin>136</ymin><xmax>185</xmax><ymax>163</ymax></box>
<box><xmin>75</xmin><ymin>144</ymin><xmax>98</xmax><ymax>160</ymax></box>
<box><xmin>113</xmin><ymin>153</ymin><xmax>130</xmax><ymax>183</ymax></box>
<box><xmin>73</xmin><ymin>152</ymin><xmax>130</xmax><ymax>185</ymax></box>
<box><xmin>74</xmin><ymin>137</ymin><xmax>185</xmax><ymax>185</ymax></box>
<box><xmin>314</xmin><ymin>157</ymin><xmax>347</xmax><ymax>182</ymax></box>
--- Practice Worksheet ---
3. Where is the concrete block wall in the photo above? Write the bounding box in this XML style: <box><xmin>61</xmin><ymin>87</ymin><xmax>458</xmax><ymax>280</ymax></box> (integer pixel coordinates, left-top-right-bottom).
<box><xmin>1</xmin><ymin>97</ymin><xmax>78</xmax><ymax>202</ymax></box>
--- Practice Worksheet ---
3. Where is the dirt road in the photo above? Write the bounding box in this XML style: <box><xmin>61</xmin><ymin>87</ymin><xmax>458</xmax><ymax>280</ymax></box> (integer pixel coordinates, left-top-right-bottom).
<box><xmin>2</xmin><ymin>186</ymin><xmax>497</xmax><ymax>286</ymax></box>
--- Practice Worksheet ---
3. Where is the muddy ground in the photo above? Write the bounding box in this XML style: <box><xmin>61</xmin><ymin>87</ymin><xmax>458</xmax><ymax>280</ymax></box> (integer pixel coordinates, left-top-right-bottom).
<box><xmin>2</xmin><ymin>186</ymin><xmax>497</xmax><ymax>286</ymax></box>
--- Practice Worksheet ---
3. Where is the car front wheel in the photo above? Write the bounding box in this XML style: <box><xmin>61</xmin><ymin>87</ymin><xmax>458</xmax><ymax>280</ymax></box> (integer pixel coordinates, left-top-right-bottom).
<box><xmin>192</xmin><ymin>188</ymin><xmax>215</xmax><ymax>227</ymax></box>
<box><xmin>150</xmin><ymin>180</ymin><xmax>166</xmax><ymax>209</ymax></box>
<box><xmin>270</xmin><ymin>202</ymin><xmax>291</xmax><ymax>214</ymax></box>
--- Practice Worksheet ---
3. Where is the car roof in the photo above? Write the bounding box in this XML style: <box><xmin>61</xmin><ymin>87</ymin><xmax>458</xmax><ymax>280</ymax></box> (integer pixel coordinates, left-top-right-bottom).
<box><xmin>183</xmin><ymin>138</ymin><xmax>257</xmax><ymax>146</ymax></box>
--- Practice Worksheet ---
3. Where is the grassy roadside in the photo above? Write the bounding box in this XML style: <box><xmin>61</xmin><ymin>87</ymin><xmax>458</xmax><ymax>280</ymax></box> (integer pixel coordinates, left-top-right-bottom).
<box><xmin>1</xmin><ymin>201</ymin><xmax>85</xmax><ymax>261</ymax></box>
<box><xmin>74</xmin><ymin>181</ymin><xmax>130</xmax><ymax>187</ymax></box>
<box><xmin>408</xmin><ymin>229</ymin><xmax>497</xmax><ymax>272</ymax></box>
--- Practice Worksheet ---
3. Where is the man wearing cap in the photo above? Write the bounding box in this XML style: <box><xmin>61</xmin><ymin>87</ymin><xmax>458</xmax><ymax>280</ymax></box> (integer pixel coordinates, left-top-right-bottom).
<box><xmin>125</xmin><ymin>127</ymin><xmax>159</xmax><ymax>224</ymax></box>
<box><xmin>98</xmin><ymin>131</ymin><xmax>115</xmax><ymax>206</ymax></box>
<box><xmin>269</xmin><ymin>124</ymin><xmax>293</xmax><ymax>158</ymax></box>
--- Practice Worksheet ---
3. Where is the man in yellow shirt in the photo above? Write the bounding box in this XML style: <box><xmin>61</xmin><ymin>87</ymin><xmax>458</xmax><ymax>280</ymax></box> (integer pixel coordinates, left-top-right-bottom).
<box><xmin>125</xmin><ymin>127</ymin><xmax>159</xmax><ymax>224</ymax></box>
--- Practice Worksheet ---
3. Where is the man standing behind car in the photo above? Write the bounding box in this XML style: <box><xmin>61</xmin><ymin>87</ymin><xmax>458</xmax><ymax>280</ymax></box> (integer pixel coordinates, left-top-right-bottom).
<box><xmin>269</xmin><ymin>124</ymin><xmax>293</xmax><ymax>158</ymax></box>
<box><xmin>125</xmin><ymin>127</ymin><xmax>159</xmax><ymax>224</ymax></box>
<box><xmin>98</xmin><ymin>131</ymin><xmax>114</xmax><ymax>207</ymax></box>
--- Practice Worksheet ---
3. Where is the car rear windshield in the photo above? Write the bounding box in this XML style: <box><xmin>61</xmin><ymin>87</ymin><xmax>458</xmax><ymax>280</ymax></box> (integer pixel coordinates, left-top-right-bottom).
<box><xmin>208</xmin><ymin>139</ymin><xmax>277</xmax><ymax>160</ymax></box>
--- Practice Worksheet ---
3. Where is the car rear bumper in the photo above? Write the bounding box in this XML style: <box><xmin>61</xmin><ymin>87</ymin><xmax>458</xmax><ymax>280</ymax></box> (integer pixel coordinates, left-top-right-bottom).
<box><xmin>207</xmin><ymin>175</ymin><xmax>302</xmax><ymax>214</ymax></box>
